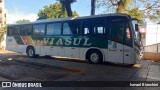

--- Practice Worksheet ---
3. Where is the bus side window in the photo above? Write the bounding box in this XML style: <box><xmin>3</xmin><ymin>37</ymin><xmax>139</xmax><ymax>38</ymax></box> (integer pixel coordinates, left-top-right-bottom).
<box><xmin>82</xmin><ymin>19</ymin><xmax>105</xmax><ymax>35</ymax></box>
<box><xmin>21</xmin><ymin>25</ymin><xmax>32</xmax><ymax>35</ymax></box>
<box><xmin>33</xmin><ymin>24</ymin><xmax>45</xmax><ymax>35</ymax></box>
<box><xmin>67</xmin><ymin>20</ymin><xmax>80</xmax><ymax>35</ymax></box>
<box><xmin>53</xmin><ymin>23</ymin><xmax>61</xmax><ymax>35</ymax></box>
<box><xmin>46</xmin><ymin>23</ymin><xmax>61</xmax><ymax>35</ymax></box>
<box><xmin>46</xmin><ymin>23</ymin><xmax>54</xmax><ymax>35</ymax></box>
<box><xmin>21</xmin><ymin>26</ymin><xmax>26</xmax><ymax>35</ymax></box>
<box><xmin>82</xmin><ymin>20</ymin><xmax>92</xmax><ymax>35</ymax></box>
<box><xmin>63</xmin><ymin>23</ymin><xmax>73</xmax><ymax>35</ymax></box>
<box><xmin>14</xmin><ymin>26</ymin><xmax>20</xmax><ymax>35</ymax></box>
<box><xmin>21</xmin><ymin>25</ymin><xmax>25</xmax><ymax>35</ymax></box>
<box><xmin>96</xmin><ymin>27</ymin><xmax>104</xmax><ymax>34</ymax></box>
<box><xmin>124</xmin><ymin>24</ymin><xmax>132</xmax><ymax>46</ymax></box>
<box><xmin>27</xmin><ymin>25</ymin><xmax>33</xmax><ymax>35</ymax></box>
<box><xmin>7</xmin><ymin>27</ymin><xmax>13</xmax><ymax>36</ymax></box>
<box><xmin>84</xmin><ymin>28</ymin><xmax>90</xmax><ymax>35</ymax></box>
<box><xmin>110</xmin><ymin>20</ymin><xmax>124</xmax><ymax>44</ymax></box>
<box><xmin>93</xmin><ymin>23</ymin><xmax>105</xmax><ymax>35</ymax></box>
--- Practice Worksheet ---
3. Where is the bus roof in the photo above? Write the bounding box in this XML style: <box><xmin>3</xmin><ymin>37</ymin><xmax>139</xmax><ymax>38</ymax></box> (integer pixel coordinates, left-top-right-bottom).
<box><xmin>8</xmin><ymin>13</ymin><xmax>131</xmax><ymax>26</ymax></box>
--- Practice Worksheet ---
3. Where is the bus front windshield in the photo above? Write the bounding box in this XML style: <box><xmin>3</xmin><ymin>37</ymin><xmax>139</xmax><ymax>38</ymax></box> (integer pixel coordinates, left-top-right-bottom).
<box><xmin>132</xmin><ymin>19</ymin><xmax>141</xmax><ymax>47</ymax></box>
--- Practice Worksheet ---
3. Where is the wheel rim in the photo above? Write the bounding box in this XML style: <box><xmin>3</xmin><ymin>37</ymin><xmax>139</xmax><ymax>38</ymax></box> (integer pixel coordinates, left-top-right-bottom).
<box><xmin>90</xmin><ymin>53</ymin><xmax>99</xmax><ymax>63</ymax></box>
<box><xmin>28</xmin><ymin>49</ymin><xmax>34</xmax><ymax>57</ymax></box>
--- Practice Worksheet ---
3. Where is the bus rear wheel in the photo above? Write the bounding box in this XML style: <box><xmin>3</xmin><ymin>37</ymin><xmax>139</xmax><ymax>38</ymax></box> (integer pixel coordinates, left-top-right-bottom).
<box><xmin>87</xmin><ymin>50</ymin><xmax>103</xmax><ymax>64</ymax></box>
<box><xmin>27</xmin><ymin>47</ymin><xmax>37</xmax><ymax>58</ymax></box>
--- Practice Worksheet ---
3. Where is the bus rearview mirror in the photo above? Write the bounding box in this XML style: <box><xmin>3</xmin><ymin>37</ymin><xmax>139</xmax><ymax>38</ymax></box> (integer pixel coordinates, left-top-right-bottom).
<box><xmin>139</xmin><ymin>33</ymin><xmax>142</xmax><ymax>41</ymax></box>
<box><xmin>135</xmin><ymin>24</ymin><xmax>139</xmax><ymax>31</ymax></box>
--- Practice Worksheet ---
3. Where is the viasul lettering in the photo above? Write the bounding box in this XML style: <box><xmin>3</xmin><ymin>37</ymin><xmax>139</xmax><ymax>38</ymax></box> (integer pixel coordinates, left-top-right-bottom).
<box><xmin>42</xmin><ymin>37</ymin><xmax>92</xmax><ymax>46</ymax></box>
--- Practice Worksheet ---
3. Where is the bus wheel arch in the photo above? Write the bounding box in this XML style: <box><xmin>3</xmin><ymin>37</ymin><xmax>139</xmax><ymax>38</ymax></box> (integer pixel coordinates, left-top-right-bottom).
<box><xmin>86</xmin><ymin>49</ymin><xmax>103</xmax><ymax>64</ymax></box>
<box><xmin>26</xmin><ymin>46</ymin><xmax>38</xmax><ymax>58</ymax></box>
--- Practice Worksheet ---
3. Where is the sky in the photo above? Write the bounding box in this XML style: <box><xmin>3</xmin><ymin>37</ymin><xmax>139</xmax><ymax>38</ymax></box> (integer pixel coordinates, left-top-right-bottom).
<box><xmin>5</xmin><ymin>0</ymin><xmax>93</xmax><ymax>24</ymax></box>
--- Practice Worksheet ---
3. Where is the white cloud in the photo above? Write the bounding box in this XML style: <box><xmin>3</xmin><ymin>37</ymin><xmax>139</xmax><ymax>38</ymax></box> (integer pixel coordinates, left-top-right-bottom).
<box><xmin>7</xmin><ymin>12</ymin><xmax>38</xmax><ymax>24</ymax></box>
<box><xmin>7</xmin><ymin>3</ymin><xmax>39</xmax><ymax>24</ymax></box>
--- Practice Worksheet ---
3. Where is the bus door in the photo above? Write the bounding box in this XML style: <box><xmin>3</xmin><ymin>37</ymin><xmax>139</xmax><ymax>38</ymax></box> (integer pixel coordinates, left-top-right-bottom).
<box><xmin>108</xmin><ymin>18</ymin><xmax>132</xmax><ymax>64</ymax></box>
<box><xmin>123</xmin><ymin>23</ymin><xmax>132</xmax><ymax>64</ymax></box>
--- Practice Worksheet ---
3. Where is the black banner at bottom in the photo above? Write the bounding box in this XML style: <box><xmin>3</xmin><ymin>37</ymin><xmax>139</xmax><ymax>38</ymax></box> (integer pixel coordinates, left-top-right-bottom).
<box><xmin>0</xmin><ymin>81</ymin><xmax>159</xmax><ymax>87</ymax></box>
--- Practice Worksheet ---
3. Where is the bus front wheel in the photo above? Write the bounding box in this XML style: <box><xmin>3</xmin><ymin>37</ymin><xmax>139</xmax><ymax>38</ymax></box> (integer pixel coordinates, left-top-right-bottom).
<box><xmin>26</xmin><ymin>47</ymin><xmax>37</xmax><ymax>58</ymax></box>
<box><xmin>87</xmin><ymin>50</ymin><xmax>103</xmax><ymax>64</ymax></box>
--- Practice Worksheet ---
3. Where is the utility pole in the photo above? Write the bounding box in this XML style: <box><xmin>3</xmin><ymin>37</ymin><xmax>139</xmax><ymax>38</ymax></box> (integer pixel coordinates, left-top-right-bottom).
<box><xmin>156</xmin><ymin>23</ymin><xmax>158</xmax><ymax>52</ymax></box>
<box><xmin>91</xmin><ymin>0</ymin><xmax>96</xmax><ymax>15</ymax></box>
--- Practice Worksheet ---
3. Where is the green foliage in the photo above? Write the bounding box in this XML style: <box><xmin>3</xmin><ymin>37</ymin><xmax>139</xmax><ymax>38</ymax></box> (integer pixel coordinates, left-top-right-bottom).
<box><xmin>128</xmin><ymin>8</ymin><xmax>144</xmax><ymax>24</ymax></box>
<box><xmin>97</xmin><ymin>0</ymin><xmax>144</xmax><ymax>24</ymax></box>
<box><xmin>116</xmin><ymin>0</ymin><xmax>132</xmax><ymax>13</ymax></box>
<box><xmin>96</xmin><ymin>0</ymin><xmax>160</xmax><ymax>24</ymax></box>
<box><xmin>143</xmin><ymin>0</ymin><xmax>160</xmax><ymax>23</ymax></box>
<box><xmin>0</xmin><ymin>26</ymin><xmax>6</xmax><ymax>43</ymax></box>
<box><xmin>72</xmin><ymin>11</ymin><xmax>79</xmax><ymax>17</ymax></box>
<box><xmin>96</xmin><ymin>0</ymin><xmax>133</xmax><ymax>13</ymax></box>
<box><xmin>38</xmin><ymin>2</ymin><xmax>79</xmax><ymax>19</ymax></box>
<box><xmin>16</xmin><ymin>19</ymin><xmax>30</xmax><ymax>23</ymax></box>
<box><xmin>38</xmin><ymin>2</ymin><xmax>67</xmax><ymax>19</ymax></box>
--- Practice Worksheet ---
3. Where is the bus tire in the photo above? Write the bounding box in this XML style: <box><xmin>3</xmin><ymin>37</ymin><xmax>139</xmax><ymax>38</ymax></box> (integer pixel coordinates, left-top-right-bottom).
<box><xmin>45</xmin><ymin>55</ymin><xmax>52</xmax><ymax>59</ymax></box>
<box><xmin>26</xmin><ymin>46</ymin><xmax>37</xmax><ymax>58</ymax></box>
<box><xmin>127</xmin><ymin>64</ymin><xmax>134</xmax><ymax>67</ymax></box>
<box><xmin>87</xmin><ymin>50</ymin><xmax>103</xmax><ymax>64</ymax></box>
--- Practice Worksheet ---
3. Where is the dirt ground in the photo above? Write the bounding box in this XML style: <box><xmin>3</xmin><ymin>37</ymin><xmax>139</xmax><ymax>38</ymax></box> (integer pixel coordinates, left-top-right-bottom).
<box><xmin>142</xmin><ymin>52</ymin><xmax>160</xmax><ymax>63</ymax></box>
<box><xmin>0</xmin><ymin>49</ymin><xmax>14</xmax><ymax>53</ymax></box>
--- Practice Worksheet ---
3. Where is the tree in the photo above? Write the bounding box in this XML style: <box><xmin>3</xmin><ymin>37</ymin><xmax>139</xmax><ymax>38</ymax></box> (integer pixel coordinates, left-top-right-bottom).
<box><xmin>72</xmin><ymin>11</ymin><xmax>79</xmax><ymax>17</ymax></box>
<box><xmin>0</xmin><ymin>26</ymin><xmax>6</xmax><ymax>49</ymax></box>
<box><xmin>16</xmin><ymin>19</ymin><xmax>30</xmax><ymax>23</ymax></box>
<box><xmin>38</xmin><ymin>2</ymin><xmax>78</xmax><ymax>19</ymax></box>
<box><xmin>110</xmin><ymin>0</ymin><xmax>132</xmax><ymax>13</ymax></box>
<box><xmin>96</xmin><ymin>0</ymin><xmax>143</xmax><ymax>23</ymax></box>
<box><xmin>91</xmin><ymin>0</ymin><xmax>96</xmax><ymax>15</ymax></box>
<box><xmin>128</xmin><ymin>8</ymin><xmax>144</xmax><ymax>24</ymax></box>
<box><xmin>38</xmin><ymin>2</ymin><xmax>67</xmax><ymax>19</ymax></box>
<box><xmin>57</xmin><ymin>0</ymin><xmax>76</xmax><ymax>17</ymax></box>
<box><xmin>141</xmin><ymin>0</ymin><xmax>160</xmax><ymax>23</ymax></box>
<box><xmin>97</xmin><ymin>0</ymin><xmax>160</xmax><ymax>24</ymax></box>
<box><xmin>97</xmin><ymin>0</ymin><xmax>130</xmax><ymax>13</ymax></box>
